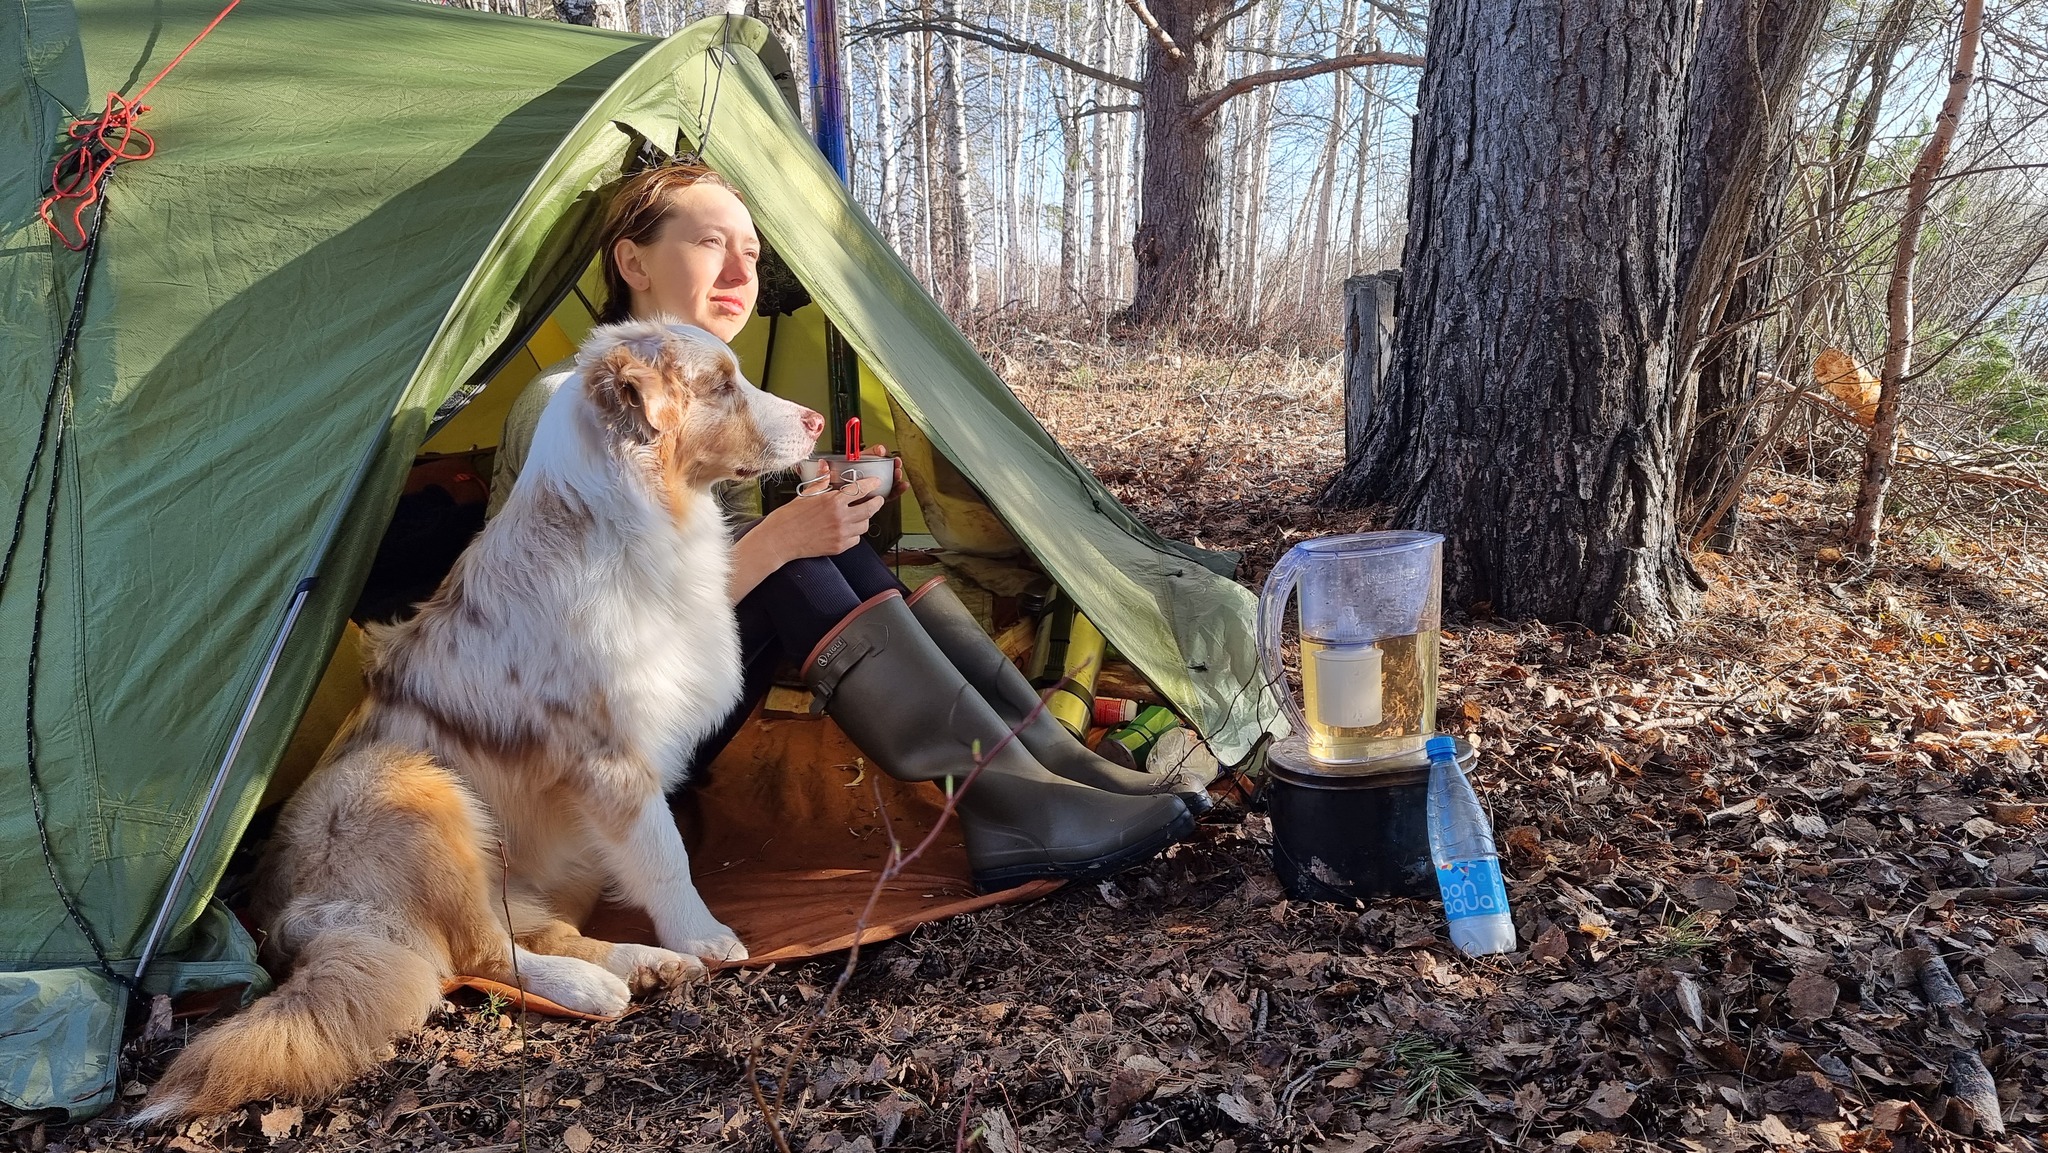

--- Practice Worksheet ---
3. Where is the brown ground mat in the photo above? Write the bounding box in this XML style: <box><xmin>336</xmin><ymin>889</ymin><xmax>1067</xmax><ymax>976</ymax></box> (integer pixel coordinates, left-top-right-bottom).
<box><xmin>582</xmin><ymin>707</ymin><xmax>1062</xmax><ymax>968</ymax></box>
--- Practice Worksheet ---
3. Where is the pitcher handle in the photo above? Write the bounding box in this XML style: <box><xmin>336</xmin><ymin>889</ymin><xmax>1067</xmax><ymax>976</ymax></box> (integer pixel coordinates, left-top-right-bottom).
<box><xmin>1256</xmin><ymin>545</ymin><xmax>1312</xmax><ymax>740</ymax></box>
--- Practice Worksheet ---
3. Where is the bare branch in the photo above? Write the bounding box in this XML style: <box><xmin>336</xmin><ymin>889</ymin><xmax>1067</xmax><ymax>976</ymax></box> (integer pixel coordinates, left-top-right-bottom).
<box><xmin>1189</xmin><ymin>50</ymin><xmax>1423</xmax><ymax>122</ymax></box>
<box><xmin>1121</xmin><ymin>0</ymin><xmax>1185</xmax><ymax>64</ymax></box>
<box><xmin>853</xmin><ymin>16</ymin><xmax>1144</xmax><ymax>92</ymax></box>
<box><xmin>1195</xmin><ymin>0</ymin><xmax>1258</xmax><ymax>42</ymax></box>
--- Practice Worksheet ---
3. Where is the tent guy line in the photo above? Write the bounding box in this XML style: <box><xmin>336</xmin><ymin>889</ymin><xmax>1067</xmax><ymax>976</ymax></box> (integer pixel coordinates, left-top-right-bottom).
<box><xmin>37</xmin><ymin>0</ymin><xmax>241</xmax><ymax>249</ymax></box>
<box><xmin>11</xmin><ymin>167</ymin><xmax>134</xmax><ymax>991</ymax></box>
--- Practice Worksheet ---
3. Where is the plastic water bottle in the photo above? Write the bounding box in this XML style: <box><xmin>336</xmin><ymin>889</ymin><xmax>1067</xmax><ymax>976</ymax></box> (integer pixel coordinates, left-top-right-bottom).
<box><xmin>1425</xmin><ymin>735</ymin><xmax>1516</xmax><ymax>956</ymax></box>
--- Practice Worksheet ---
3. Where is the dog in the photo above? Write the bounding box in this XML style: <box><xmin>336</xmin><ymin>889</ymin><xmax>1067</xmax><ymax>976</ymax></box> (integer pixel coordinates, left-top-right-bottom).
<box><xmin>136</xmin><ymin>320</ymin><xmax>823</xmax><ymax>1123</ymax></box>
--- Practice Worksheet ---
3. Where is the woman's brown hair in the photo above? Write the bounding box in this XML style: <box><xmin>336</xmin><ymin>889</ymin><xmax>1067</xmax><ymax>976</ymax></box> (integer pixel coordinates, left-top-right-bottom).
<box><xmin>594</xmin><ymin>164</ymin><xmax>741</xmax><ymax>325</ymax></box>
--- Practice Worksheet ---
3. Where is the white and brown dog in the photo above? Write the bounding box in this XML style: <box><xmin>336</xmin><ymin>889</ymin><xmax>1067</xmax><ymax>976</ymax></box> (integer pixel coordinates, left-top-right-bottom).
<box><xmin>137</xmin><ymin>320</ymin><xmax>823</xmax><ymax>1123</ymax></box>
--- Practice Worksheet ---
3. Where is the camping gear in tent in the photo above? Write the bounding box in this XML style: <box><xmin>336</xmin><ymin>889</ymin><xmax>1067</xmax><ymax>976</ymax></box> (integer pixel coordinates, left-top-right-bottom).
<box><xmin>2</xmin><ymin>0</ymin><xmax>1278</xmax><ymax>1118</ymax></box>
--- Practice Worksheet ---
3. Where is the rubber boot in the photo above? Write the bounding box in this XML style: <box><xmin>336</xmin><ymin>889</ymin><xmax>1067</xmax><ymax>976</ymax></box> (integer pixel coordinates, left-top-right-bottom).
<box><xmin>906</xmin><ymin>577</ymin><xmax>1214</xmax><ymax>813</ymax></box>
<box><xmin>804</xmin><ymin>591</ymin><xmax>1195</xmax><ymax>891</ymax></box>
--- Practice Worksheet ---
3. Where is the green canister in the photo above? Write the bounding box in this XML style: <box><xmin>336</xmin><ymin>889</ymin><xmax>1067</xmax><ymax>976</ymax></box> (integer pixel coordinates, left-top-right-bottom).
<box><xmin>1099</xmin><ymin>705</ymin><xmax>1179</xmax><ymax>770</ymax></box>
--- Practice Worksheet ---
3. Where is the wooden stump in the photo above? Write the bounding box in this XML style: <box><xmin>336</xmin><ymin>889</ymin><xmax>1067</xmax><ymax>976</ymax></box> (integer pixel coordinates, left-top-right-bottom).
<box><xmin>1342</xmin><ymin>271</ymin><xmax>1399</xmax><ymax>461</ymax></box>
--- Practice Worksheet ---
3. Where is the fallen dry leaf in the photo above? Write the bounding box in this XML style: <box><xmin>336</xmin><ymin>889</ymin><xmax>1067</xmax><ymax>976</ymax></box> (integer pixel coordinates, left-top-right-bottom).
<box><xmin>1215</xmin><ymin>1093</ymin><xmax>1258</xmax><ymax>1125</ymax></box>
<box><xmin>1786</xmin><ymin>971</ymin><xmax>1839</xmax><ymax>1022</ymax></box>
<box><xmin>1201</xmin><ymin>985</ymin><xmax>1252</xmax><ymax>1044</ymax></box>
<box><xmin>259</xmin><ymin>1103</ymin><xmax>303</xmax><ymax>1142</ymax></box>
<box><xmin>1584</xmin><ymin>1080</ymin><xmax>1637</xmax><ymax>1120</ymax></box>
<box><xmin>562</xmin><ymin>1122</ymin><xmax>594</xmax><ymax>1153</ymax></box>
<box><xmin>975</xmin><ymin>1107</ymin><xmax>1019</xmax><ymax>1153</ymax></box>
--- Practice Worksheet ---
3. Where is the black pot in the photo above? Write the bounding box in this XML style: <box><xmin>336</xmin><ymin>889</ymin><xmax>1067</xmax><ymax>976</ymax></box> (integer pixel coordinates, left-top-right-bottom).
<box><xmin>1264</xmin><ymin>734</ymin><xmax>1473</xmax><ymax>903</ymax></box>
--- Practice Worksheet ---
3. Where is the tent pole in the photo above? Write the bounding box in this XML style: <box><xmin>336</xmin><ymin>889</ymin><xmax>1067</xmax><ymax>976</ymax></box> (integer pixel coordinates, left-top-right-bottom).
<box><xmin>133</xmin><ymin>576</ymin><xmax>315</xmax><ymax>984</ymax></box>
<box><xmin>804</xmin><ymin>0</ymin><xmax>849</xmax><ymax>181</ymax></box>
<box><xmin>805</xmin><ymin>0</ymin><xmax>862</xmax><ymax>447</ymax></box>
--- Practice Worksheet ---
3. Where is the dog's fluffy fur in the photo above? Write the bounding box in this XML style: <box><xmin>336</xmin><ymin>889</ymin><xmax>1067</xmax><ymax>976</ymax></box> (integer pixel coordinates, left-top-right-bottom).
<box><xmin>136</xmin><ymin>320</ymin><xmax>821</xmax><ymax>1124</ymax></box>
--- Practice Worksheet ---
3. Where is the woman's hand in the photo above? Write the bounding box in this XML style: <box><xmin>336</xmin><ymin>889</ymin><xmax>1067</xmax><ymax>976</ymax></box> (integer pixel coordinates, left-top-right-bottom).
<box><xmin>865</xmin><ymin>445</ymin><xmax>909</xmax><ymax>504</ymax></box>
<box><xmin>776</xmin><ymin>476</ymin><xmax>884</xmax><ymax>555</ymax></box>
<box><xmin>727</xmin><ymin>478</ymin><xmax>883</xmax><ymax>602</ymax></box>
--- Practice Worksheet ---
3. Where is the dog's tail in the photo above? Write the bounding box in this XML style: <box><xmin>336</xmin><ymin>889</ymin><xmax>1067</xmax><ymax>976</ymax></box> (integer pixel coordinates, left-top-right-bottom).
<box><xmin>132</xmin><ymin>928</ymin><xmax>442</xmax><ymax>1125</ymax></box>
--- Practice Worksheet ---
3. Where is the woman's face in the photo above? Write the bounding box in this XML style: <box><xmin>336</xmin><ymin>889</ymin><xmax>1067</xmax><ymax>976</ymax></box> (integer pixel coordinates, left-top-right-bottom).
<box><xmin>613</xmin><ymin>183</ymin><xmax>760</xmax><ymax>343</ymax></box>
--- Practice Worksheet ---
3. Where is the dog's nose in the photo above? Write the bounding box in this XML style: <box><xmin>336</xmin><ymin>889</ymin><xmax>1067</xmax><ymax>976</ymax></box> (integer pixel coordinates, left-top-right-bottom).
<box><xmin>800</xmin><ymin>408</ymin><xmax>825</xmax><ymax>439</ymax></box>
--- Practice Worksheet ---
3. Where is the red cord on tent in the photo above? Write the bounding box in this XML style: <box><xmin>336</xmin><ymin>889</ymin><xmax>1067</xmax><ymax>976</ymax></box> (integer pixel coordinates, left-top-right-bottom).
<box><xmin>36</xmin><ymin>0</ymin><xmax>241</xmax><ymax>250</ymax></box>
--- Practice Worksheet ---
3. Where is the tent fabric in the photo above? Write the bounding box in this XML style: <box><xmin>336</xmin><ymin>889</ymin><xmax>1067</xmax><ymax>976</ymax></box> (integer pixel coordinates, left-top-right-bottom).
<box><xmin>1</xmin><ymin>0</ymin><xmax>1279</xmax><ymax>1117</ymax></box>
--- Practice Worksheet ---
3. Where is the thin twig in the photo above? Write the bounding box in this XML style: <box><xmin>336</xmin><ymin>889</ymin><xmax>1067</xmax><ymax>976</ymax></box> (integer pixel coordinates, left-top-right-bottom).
<box><xmin>496</xmin><ymin>840</ymin><xmax>530</xmax><ymax>1153</ymax></box>
<box><xmin>753</xmin><ymin>671</ymin><xmax>1085</xmax><ymax>1146</ymax></box>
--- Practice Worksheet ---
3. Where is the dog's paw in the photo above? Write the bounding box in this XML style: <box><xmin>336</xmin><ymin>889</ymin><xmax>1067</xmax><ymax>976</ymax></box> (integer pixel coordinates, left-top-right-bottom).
<box><xmin>605</xmin><ymin>943</ymin><xmax>705</xmax><ymax>994</ymax></box>
<box><xmin>665</xmin><ymin>923</ymin><xmax>749</xmax><ymax>963</ymax></box>
<box><xmin>518</xmin><ymin>952</ymin><xmax>633</xmax><ymax>1017</ymax></box>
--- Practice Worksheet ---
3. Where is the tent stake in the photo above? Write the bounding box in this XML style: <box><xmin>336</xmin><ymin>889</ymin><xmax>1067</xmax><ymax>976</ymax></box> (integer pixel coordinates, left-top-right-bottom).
<box><xmin>133</xmin><ymin>576</ymin><xmax>316</xmax><ymax>985</ymax></box>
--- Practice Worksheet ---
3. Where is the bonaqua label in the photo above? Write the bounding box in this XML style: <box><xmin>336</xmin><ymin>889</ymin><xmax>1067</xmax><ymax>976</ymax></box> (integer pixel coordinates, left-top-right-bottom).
<box><xmin>1435</xmin><ymin>858</ymin><xmax>1509</xmax><ymax>921</ymax></box>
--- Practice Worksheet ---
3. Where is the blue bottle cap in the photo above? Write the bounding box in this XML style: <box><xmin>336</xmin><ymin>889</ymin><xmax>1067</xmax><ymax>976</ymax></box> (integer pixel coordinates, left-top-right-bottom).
<box><xmin>1425</xmin><ymin>734</ymin><xmax>1459</xmax><ymax>762</ymax></box>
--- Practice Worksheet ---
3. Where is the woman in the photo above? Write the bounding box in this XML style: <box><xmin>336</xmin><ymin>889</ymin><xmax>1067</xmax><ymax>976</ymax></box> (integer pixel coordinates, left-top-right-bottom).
<box><xmin>491</xmin><ymin>164</ymin><xmax>1195</xmax><ymax>890</ymax></box>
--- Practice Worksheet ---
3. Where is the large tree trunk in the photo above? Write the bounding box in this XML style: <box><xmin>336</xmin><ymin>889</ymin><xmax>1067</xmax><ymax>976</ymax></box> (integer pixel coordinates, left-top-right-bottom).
<box><xmin>1324</xmin><ymin>0</ymin><xmax>1703</xmax><ymax>637</ymax></box>
<box><xmin>1675</xmin><ymin>0</ymin><xmax>1829</xmax><ymax>551</ymax></box>
<box><xmin>1127</xmin><ymin>0</ymin><xmax>1228</xmax><ymax>325</ymax></box>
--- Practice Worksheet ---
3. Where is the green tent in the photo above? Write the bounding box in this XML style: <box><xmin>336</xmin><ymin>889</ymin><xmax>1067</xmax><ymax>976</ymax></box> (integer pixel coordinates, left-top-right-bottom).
<box><xmin>2</xmin><ymin>0</ymin><xmax>1278</xmax><ymax>1117</ymax></box>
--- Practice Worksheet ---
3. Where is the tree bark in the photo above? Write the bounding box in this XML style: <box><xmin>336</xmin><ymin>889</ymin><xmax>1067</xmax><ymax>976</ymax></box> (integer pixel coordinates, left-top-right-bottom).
<box><xmin>1323</xmin><ymin>0</ymin><xmax>1703</xmax><ymax>637</ymax></box>
<box><xmin>748</xmin><ymin>0</ymin><xmax>810</xmax><ymax>118</ymax></box>
<box><xmin>1127</xmin><ymin>0</ymin><xmax>1229</xmax><ymax>324</ymax></box>
<box><xmin>1681</xmin><ymin>161</ymin><xmax>1789</xmax><ymax>552</ymax></box>
<box><xmin>1674</xmin><ymin>0</ymin><xmax>1829</xmax><ymax>551</ymax></box>
<box><xmin>1849</xmin><ymin>0</ymin><xmax>1985</xmax><ymax>559</ymax></box>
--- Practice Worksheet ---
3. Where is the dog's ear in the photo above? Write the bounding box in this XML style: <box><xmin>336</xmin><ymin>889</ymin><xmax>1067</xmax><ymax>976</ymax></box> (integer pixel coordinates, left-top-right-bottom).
<box><xmin>586</xmin><ymin>345</ymin><xmax>683</xmax><ymax>440</ymax></box>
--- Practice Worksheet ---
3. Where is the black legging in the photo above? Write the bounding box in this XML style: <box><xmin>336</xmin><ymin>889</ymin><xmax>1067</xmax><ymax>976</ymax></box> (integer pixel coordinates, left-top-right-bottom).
<box><xmin>683</xmin><ymin>540</ymin><xmax>907</xmax><ymax>776</ymax></box>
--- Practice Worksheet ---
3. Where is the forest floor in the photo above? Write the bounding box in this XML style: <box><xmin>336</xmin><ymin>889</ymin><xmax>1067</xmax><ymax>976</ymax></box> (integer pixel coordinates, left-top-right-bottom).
<box><xmin>16</xmin><ymin>332</ymin><xmax>2048</xmax><ymax>1153</ymax></box>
